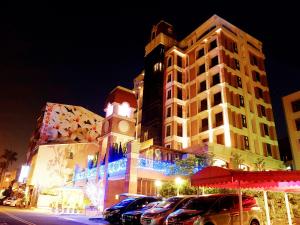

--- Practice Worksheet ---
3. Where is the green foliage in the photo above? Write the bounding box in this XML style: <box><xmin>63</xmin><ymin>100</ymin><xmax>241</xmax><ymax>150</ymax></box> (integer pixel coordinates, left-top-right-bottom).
<box><xmin>169</xmin><ymin>153</ymin><xmax>213</xmax><ymax>176</ymax></box>
<box><xmin>254</xmin><ymin>157</ymin><xmax>266</xmax><ymax>171</ymax></box>
<box><xmin>159</xmin><ymin>181</ymin><xmax>177</xmax><ymax>198</ymax></box>
<box><xmin>169</xmin><ymin>157</ymin><xmax>197</xmax><ymax>176</ymax></box>
<box><xmin>231</xmin><ymin>153</ymin><xmax>244</xmax><ymax>169</ymax></box>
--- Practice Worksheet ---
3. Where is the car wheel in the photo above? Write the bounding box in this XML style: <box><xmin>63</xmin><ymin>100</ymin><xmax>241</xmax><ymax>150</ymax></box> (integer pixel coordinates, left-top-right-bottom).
<box><xmin>250</xmin><ymin>219</ymin><xmax>260</xmax><ymax>225</ymax></box>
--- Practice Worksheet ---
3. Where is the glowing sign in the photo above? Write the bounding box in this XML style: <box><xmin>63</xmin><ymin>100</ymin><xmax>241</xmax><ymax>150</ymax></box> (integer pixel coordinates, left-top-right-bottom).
<box><xmin>18</xmin><ymin>165</ymin><xmax>30</xmax><ymax>183</ymax></box>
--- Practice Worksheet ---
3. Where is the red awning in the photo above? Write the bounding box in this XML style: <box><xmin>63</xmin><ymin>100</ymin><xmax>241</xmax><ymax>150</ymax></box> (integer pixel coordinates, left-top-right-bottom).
<box><xmin>191</xmin><ymin>166</ymin><xmax>300</xmax><ymax>192</ymax></box>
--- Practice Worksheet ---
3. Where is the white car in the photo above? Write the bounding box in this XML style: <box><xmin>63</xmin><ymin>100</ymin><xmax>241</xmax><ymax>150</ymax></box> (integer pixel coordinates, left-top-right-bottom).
<box><xmin>3</xmin><ymin>197</ymin><xmax>18</xmax><ymax>206</ymax></box>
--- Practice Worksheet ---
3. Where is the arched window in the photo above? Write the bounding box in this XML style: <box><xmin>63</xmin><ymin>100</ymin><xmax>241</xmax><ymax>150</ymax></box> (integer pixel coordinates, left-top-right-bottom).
<box><xmin>106</xmin><ymin>103</ymin><xmax>113</xmax><ymax>117</ymax></box>
<box><xmin>118</xmin><ymin>102</ymin><xmax>131</xmax><ymax>117</ymax></box>
<box><xmin>167</xmin><ymin>57</ymin><xmax>172</xmax><ymax>67</ymax></box>
<box><xmin>212</xmin><ymin>159</ymin><xmax>228</xmax><ymax>168</ymax></box>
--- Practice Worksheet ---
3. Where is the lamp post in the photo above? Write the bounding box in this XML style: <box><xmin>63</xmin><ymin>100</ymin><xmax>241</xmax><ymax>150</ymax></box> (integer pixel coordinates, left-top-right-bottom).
<box><xmin>154</xmin><ymin>180</ymin><xmax>162</xmax><ymax>197</ymax></box>
<box><xmin>175</xmin><ymin>177</ymin><xmax>184</xmax><ymax>196</ymax></box>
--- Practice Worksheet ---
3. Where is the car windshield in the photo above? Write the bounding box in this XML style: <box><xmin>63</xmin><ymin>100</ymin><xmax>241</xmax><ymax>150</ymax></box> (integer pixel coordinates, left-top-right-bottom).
<box><xmin>144</xmin><ymin>201</ymin><xmax>160</xmax><ymax>209</ymax></box>
<box><xmin>183</xmin><ymin>196</ymin><xmax>218</xmax><ymax>212</ymax></box>
<box><xmin>156</xmin><ymin>197</ymin><xmax>182</xmax><ymax>209</ymax></box>
<box><xmin>113</xmin><ymin>198</ymin><xmax>135</xmax><ymax>207</ymax></box>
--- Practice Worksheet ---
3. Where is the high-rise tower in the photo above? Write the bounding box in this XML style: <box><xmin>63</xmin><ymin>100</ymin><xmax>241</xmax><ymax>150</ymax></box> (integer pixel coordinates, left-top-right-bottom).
<box><xmin>138</xmin><ymin>15</ymin><xmax>282</xmax><ymax>170</ymax></box>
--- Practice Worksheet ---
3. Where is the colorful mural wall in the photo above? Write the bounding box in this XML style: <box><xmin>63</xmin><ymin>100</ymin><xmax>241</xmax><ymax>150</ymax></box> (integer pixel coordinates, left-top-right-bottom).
<box><xmin>28</xmin><ymin>103</ymin><xmax>103</xmax><ymax>158</ymax></box>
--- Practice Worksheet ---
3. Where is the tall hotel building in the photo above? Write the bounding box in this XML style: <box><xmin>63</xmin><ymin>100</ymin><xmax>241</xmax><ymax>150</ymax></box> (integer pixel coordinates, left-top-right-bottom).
<box><xmin>136</xmin><ymin>15</ymin><xmax>282</xmax><ymax>169</ymax></box>
<box><xmin>283</xmin><ymin>91</ymin><xmax>300</xmax><ymax>170</ymax></box>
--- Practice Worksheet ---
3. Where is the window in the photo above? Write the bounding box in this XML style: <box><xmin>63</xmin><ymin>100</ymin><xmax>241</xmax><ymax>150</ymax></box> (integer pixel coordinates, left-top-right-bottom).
<box><xmin>177</xmin><ymin>124</ymin><xmax>183</xmax><ymax>137</ymax></box>
<box><xmin>166</xmin><ymin>125</ymin><xmax>171</xmax><ymax>137</ymax></box>
<box><xmin>177</xmin><ymin>88</ymin><xmax>182</xmax><ymax>100</ymax></box>
<box><xmin>264</xmin><ymin>124</ymin><xmax>269</xmax><ymax>136</ymax></box>
<box><xmin>242</xmin><ymin>115</ymin><xmax>247</xmax><ymax>128</ymax></box>
<box><xmin>177</xmin><ymin>105</ymin><xmax>182</xmax><ymax>118</ymax></box>
<box><xmin>154</xmin><ymin>62</ymin><xmax>163</xmax><ymax>71</ymax></box>
<box><xmin>167</xmin><ymin>89</ymin><xmax>172</xmax><ymax>99</ymax></box>
<box><xmin>212</xmin><ymin>73</ymin><xmax>220</xmax><ymax>86</ymax></box>
<box><xmin>250</xmin><ymin>54</ymin><xmax>258</xmax><ymax>66</ymax></box>
<box><xmin>292</xmin><ymin>100</ymin><xmax>300</xmax><ymax>112</ymax></box>
<box><xmin>215</xmin><ymin>112</ymin><xmax>223</xmax><ymax>126</ymax></box>
<box><xmin>261</xmin><ymin>105</ymin><xmax>266</xmax><ymax>117</ymax></box>
<box><xmin>209</xmin><ymin>39</ymin><xmax>217</xmax><ymax>51</ymax></box>
<box><xmin>197</xmin><ymin>48</ymin><xmax>205</xmax><ymax>59</ymax></box>
<box><xmin>258</xmin><ymin>88</ymin><xmax>263</xmax><ymax>99</ymax></box>
<box><xmin>254</xmin><ymin>71</ymin><xmax>260</xmax><ymax>82</ymax></box>
<box><xmin>233</xmin><ymin>42</ymin><xmax>238</xmax><ymax>53</ymax></box>
<box><xmin>167</xmin><ymin>73</ymin><xmax>172</xmax><ymax>83</ymax></box>
<box><xmin>166</xmin><ymin>107</ymin><xmax>171</xmax><ymax>117</ymax></box>
<box><xmin>214</xmin><ymin>92</ymin><xmax>222</xmax><ymax>106</ymax></box>
<box><xmin>210</xmin><ymin>56</ymin><xmax>219</xmax><ymax>68</ymax></box>
<box><xmin>216</xmin><ymin>134</ymin><xmax>224</xmax><ymax>145</ymax></box>
<box><xmin>266</xmin><ymin>143</ymin><xmax>272</xmax><ymax>156</ymax></box>
<box><xmin>234</xmin><ymin>59</ymin><xmax>240</xmax><ymax>70</ymax></box>
<box><xmin>198</xmin><ymin>64</ymin><xmax>206</xmax><ymax>75</ymax></box>
<box><xmin>177</xmin><ymin>56</ymin><xmax>182</xmax><ymax>67</ymax></box>
<box><xmin>201</xmin><ymin>118</ymin><xmax>209</xmax><ymax>132</ymax></box>
<box><xmin>237</xmin><ymin>76</ymin><xmax>242</xmax><ymax>88</ymax></box>
<box><xmin>239</xmin><ymin>95</ymin><xmax>244</xmax><ymax>107</ymax></box>
<box><xmin>295</xmin><ymin>119</ymin><xmax>300</xmax><ymax>131</ymax></box>
<box><xmin>177</xmin><ymin>71</ymin><xmax>182</xmax><ymax>83</ymax></box>
<box><xmin>167</xmin><ymin>57</ymin><xmax>172</xmax><ymax>67</ymax></box>
<box><xmin>199</xmin><ymin>80</ymin><xmax>206</xmax><ymax>93</ymax></box>
<box><xmin>200</xmin><ymin>99</ymin><xmax>208</xmax><ymax>111</ymax></box>
<box><xmin>244</xmin><ymin>136</ymin><xmax>250</xmax><ymax>150</ymax></box>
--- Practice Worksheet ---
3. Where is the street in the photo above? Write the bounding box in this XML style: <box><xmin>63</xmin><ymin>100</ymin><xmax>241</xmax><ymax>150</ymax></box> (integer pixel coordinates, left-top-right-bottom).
<box><xmin>0</xmin><ymin>206</ymin><xmax>110</xmax><ymax>225</ymax></box>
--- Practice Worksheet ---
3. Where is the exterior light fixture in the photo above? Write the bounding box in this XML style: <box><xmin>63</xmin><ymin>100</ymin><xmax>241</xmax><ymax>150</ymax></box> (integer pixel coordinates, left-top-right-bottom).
<box><xmin>175</xmin><ymin>177</ymin><xmax>184</xmax><ymax>196</ymax></box>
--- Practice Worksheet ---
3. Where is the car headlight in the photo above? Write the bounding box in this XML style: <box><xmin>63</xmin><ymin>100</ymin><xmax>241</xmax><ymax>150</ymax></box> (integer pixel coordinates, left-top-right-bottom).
<box><xmin>111</xmin><ymin>209</ymin><xmax>120</xmax><ymax>214</ymax></box>
<box><xmin>154</xmin><ymin>212</ymin><xmax>167</xmax><ymax>218</ymax></box>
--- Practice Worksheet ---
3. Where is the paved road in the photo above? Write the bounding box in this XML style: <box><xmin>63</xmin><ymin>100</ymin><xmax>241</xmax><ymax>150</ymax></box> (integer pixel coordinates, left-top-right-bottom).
<box><xmin>0</xmin><ymin>206</ymin><xmax>109</xmax><ymax>225</ymax></box>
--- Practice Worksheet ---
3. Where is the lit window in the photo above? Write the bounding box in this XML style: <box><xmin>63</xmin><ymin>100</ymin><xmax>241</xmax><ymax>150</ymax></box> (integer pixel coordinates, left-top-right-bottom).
<box><xmin>106</xmin><ymin>103</ymin><xmax>113</xmax><ymax>117</ymax></box>
<box><xmin>213</xmin><ymin>159</ymin><xmax>227</xmax><ymax>168</ymax></box>
<box><xmin>118</xmin><ymin>102</ymin><xmax>131</xmax><ymax>117</ymax></box>
<box><xmin>154</xmin><ymin>62</ymin><xmax>163</xmax><ymax>71</ymax></box>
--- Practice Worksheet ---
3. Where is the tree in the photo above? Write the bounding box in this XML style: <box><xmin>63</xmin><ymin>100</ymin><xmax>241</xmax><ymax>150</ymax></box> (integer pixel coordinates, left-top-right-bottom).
<box><xmin>231</xmin><ymin>153</ymin><xmax>244</xmax><ymax>169</ymax></box>
<box><xmin>169</xmin><ymin>152</ymin><xmax>213</xmax><ymax>176</ymax></box>
<box><xmin>254</xmin><ymin>157</ymin><xmax>266</xmax><ymax>171</ymax></box>
<box><xmin>0</xmin><ymin>149</ymin><xmax>18</xmax><ymax>181</ymax></box>
<box><xmin>1</xmin><ymin>149</ymin><xmax>18</xmax><ymax>169</ymax></box>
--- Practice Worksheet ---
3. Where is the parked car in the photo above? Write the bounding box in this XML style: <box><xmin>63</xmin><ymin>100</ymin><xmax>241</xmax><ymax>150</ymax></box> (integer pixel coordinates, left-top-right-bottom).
<box><xmin>140</xmin><ymin>196</ymin><xmax>195</xmax><ymax>225</ymax></box>
<box><xmin>165</xmin><ymin>194</ymin><xmax>262</xmax><ymax>225</ymax></box>
<box><xmin>103</xmin><ymin>196</ymin><xmax>160</xmax><ymax>224</ymax></box>
<box><xmin>121</xmin><ymin>201</ymin><xmax>161</xmax><ymax>225</ymax></box>
<box><xmin>3</xmin><ymin>197</ymin><xmax>18</xmax><ymax>206</ymax></box>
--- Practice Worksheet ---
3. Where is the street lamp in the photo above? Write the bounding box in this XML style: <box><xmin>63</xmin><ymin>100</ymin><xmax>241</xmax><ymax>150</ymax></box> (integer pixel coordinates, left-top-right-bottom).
<box><xmin>175</xmin><ymin>177</ymin><xmax>184</xmax><ymax>196</ymax></box>
<box><xmin>154</xmin><ymin>180</ymin><xmax>162</xmax><ymax>196</ymax></box>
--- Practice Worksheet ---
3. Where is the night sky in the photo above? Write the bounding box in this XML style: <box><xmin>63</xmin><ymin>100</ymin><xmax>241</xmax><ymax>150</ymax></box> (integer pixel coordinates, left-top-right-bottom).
<box><xmin>0</xmin><ymin>1</ymin><xmax>299</xmax><ymax>168</ymax></box>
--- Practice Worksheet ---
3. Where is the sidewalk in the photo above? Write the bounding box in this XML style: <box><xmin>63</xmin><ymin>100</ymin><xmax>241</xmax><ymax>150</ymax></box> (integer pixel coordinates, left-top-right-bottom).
<box><xmin>30</xmin><ymin>207</ymin><xmax>108</xmax><ymax>225</ymax></box>
<box><xmin>59</xmin><ymin>214</ymin><xmax>109</xmax><ymax>225</ymax></box>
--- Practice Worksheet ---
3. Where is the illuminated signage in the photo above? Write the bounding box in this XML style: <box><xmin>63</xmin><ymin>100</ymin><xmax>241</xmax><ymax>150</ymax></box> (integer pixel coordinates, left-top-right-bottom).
<box><xmin>18</xmin><ymin>165</ymin><xmax>30</xmax><ymax>183</ymax></box>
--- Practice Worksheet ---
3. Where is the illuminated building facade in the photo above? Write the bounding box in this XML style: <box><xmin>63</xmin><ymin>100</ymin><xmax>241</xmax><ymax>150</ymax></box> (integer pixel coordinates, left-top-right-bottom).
<box><xmin>138</xmin><ymin>15</ymin><xmax>282</xmax><ymax>170</ymax></box>
<box><xmin>27</xmin><ymin>15</ymin><xmax>284</xmax><ymax>211</ymax></box>
<box><xmin>283</xmin><ymin>91</ymin><xmax>300</xmax><ymax>170</ymax></box>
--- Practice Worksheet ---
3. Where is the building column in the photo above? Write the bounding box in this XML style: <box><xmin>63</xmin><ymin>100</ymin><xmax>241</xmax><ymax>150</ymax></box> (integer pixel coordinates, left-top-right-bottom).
<box><xmin>124</xmin><ymin>141</ymin><xmax>140</xmax><ymax>194</ymax></box>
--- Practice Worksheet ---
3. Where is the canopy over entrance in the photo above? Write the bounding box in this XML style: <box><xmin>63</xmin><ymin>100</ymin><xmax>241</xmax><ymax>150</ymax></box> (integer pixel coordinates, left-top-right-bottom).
<box><xmin>191</xmin><ymin>166</ymin><xmax>300</xmax><ymax>225</ymax></box>
<box><xmin>191</xmin><ymin>166</ymin><xmax>300</xmax><ymax>192</ymax></box>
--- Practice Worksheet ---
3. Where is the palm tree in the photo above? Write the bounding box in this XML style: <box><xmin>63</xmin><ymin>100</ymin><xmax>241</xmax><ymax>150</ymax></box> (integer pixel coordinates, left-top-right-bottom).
<box><xmin>1</xmin><ymin>149</ymin><xmax>18</xmax><ymax>170</ymax></box>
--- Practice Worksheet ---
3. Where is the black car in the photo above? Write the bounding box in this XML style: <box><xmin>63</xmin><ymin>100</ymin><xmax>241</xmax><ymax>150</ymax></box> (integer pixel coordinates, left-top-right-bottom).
<box><xmin>121</xmin><ymin>201</ymin><xmax>160</xmax><ymax>225</ymax></box>
<box><xmin>103</xmin><ymin>196</ymin><xmax>160</xmax><ymax>224</ymax></box>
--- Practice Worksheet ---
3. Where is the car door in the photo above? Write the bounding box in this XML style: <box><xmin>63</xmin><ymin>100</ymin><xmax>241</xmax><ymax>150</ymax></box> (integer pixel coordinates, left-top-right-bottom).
<box><xmin>209</xmin><ymin>196</ymin><xmax>233</xmax><ymax>225</ymax></box>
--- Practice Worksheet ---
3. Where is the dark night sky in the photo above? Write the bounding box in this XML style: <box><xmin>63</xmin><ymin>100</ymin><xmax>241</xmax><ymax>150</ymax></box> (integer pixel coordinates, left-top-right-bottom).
<box><xmin>0</xmin><ymin>1</ymin><xmax>299</xmax><ymax>168</ymax></box>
